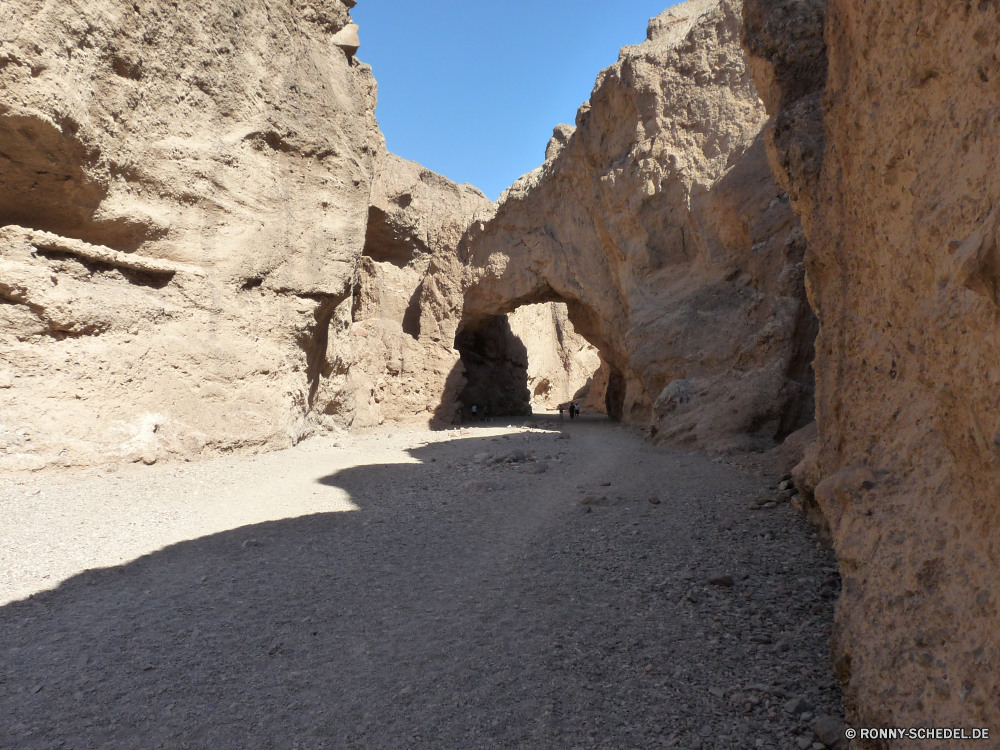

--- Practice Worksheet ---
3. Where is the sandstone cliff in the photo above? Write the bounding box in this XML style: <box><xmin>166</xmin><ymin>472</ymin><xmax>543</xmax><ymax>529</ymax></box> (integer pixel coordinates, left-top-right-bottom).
<box><xmin>0</xmin><ymin>0</ymin><xmax>601</xmax><ymax>469</ymax></box>
<box><xmin>338</xmin><ymin>151</ymin><xmax>491</xmax><ymax>427</ymax></box>
<box><xmin>507</xmin><ymin>303</ymin><xmax>602</xmax><ymax>412</ymax></box>
<box><xmin>744</xmin><ymin>0</ymin><xmax>1000</xmax><ymax>739</ymax></box>
<box><xmin>335</xmin><ymin>153</ymin><xmax>601</xmax><ymax>427</ymax></box>
<box><xmin>459</xmin><ymin>0</ymin><xmax>817</xmax><ymax>454</ymax></box>
<box><xmin>0</xmin><ymin>0</ymin><xmax>386</xmax><ymax>469</ymax></box>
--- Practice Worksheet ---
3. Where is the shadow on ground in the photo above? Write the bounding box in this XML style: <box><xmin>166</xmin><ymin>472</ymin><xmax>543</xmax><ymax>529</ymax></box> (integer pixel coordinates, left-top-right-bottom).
<box><xmin>1</xmin><ymin>429</ymin><xmax>842</xmax><ymax>750</ymax></box>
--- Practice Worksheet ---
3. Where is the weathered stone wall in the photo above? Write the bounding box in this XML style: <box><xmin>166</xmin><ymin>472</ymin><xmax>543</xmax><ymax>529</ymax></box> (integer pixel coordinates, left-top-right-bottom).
<box><xmin>507</xmin><ymin>303</ymin><xmax>601</xmax><ymax>412</ymax></box>
<box><xmin>0</xmin><ymin>0</ymin><xmax>381</xmax><ymax>469</ymax></box>
<box><xmin>335</xmin><ymin>152</ymin><xmax>491</xmax><ymax>428</ymax></box>
<box><xmin>460</xmin><ymin>0</ymin><xmax>817</xmax><ymax>455</ymax></box>
<box><xmin>744</xmin><ymin>0</ymin><xmax>1000</xmax><ymax>739</ymax></box>
<box><xmin>337</xmin><ymin>154</ymin><xmax>601</xmax><ymax>427</ymax></box>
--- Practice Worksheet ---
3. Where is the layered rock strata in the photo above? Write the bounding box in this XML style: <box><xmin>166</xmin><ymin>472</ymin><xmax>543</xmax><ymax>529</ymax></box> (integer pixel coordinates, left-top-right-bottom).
<box><xmin>744</xmin><ymin>0</ymin><xmax>1000</xmax><ymax>738</ymax></box>
<box><xmin>460</xmin><ymin>0</ymin><xmax>817</xmax><ymax>454</ymax></box>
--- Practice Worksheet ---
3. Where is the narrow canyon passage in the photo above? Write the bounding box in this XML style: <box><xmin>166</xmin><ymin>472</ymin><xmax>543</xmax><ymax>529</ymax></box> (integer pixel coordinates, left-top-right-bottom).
<box><xmin>0</xmin><ymin>421</ymin><xmax>842</xmax><ymax>750</ymax></box>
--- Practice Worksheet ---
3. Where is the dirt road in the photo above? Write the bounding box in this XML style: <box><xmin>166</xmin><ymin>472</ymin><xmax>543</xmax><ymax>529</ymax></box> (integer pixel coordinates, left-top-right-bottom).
<box><xmin>0</xmin><ymin>417</ymin><xmax>843</xmax><ymax>750</ymax></box>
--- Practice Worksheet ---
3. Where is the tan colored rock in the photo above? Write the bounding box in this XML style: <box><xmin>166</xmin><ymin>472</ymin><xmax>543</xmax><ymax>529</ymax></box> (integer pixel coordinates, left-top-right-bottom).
<box><xmin>0</xmin><ymin>0</ymin><xmax>379</xmax><ymax>468</ymax></box>
<box><xmin>460</xmin><ymin>0</ymin><xmax>817</xmax><ymax>454</ymax></box>
<box><xmin>331</xmin><ymin>23</ymin><xmax>361</xmax><ymax>54</ymax></box>
<box><xmin>507</xmin><ymin>303</ymin><xmax>601</xmax><ymax>411</ymax></box>
<box><xmin>340</xmin><ymin>152</ymin><xmax>605</xmax><ymax>427</ymax></box>
<box><xmin>333</xmin><ymin>152</ymin><xmax>492</xmax><ymax>428</ymax></box>
<box><xmin>745</xmin><ymin>0</ymin><xmax>1000</xmax><ymax>736</ymax></box>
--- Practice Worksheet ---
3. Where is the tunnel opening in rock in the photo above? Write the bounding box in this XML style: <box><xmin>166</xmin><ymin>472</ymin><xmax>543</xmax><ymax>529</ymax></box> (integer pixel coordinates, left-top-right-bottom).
<box><xmin>454</xmin><ymin>303</ymin><xmax>609</xmax><ymax>422</ymax></box>
<box><xmin>454</xmin><ymin>315</ymin><xmax>531</xmax><ymax>421</ymax></box>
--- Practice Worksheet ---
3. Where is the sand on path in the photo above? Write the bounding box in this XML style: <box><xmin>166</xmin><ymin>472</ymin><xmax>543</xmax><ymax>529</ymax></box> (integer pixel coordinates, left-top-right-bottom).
<box><xmin>0</xmin><ymin>416</ymin><xmax>843</xmax><ymax>749</ymax></box>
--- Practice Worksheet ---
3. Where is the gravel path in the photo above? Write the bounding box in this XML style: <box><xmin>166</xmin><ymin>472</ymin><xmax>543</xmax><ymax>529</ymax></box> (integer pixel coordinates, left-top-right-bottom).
<box><xmin>0</xmin><ymin>417</ymin><xmax>844</xmax><ymax>750</ymax></box>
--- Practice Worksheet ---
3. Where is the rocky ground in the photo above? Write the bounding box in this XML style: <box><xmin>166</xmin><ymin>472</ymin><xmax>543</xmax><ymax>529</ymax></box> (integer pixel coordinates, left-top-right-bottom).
<box><xmin>0</xmin><ymin>416</ymin><xmax>845</xmax><ymax>750</ymax></box>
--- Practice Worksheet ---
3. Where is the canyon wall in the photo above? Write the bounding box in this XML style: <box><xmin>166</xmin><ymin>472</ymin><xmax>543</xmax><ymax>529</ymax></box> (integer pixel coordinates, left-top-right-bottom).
<box><xmin>0</xmin><ymin>0</ymin><xmax>603</xmax><ymax>467</ymax></box>
<box><xmin>0</xmin><ymin>0</ymin><xmax>382</xmax><ymax>469</ymax></box>
<box><xmin>507</xmin><ymin>303</ymin><xmax>602</xmax><ymax>412</ymax></box>
<box><xmin>340</xmin><ymin>154</ymin><xmax>602</xmax><ymax>427</ymax></box>
<box><xmin>459</xmin><ymin>0</ymin><xmax>817</xmax><ymax>455</ymax></box>
<box><xmin>744</xmin><ymin>0</ymin><xmax>1000</xmax><ymax>739</ymax></box>
<box><xmin>337</xmin><ymin>151</ymin><xmax>491</xmax><ymax>428</ymax></box>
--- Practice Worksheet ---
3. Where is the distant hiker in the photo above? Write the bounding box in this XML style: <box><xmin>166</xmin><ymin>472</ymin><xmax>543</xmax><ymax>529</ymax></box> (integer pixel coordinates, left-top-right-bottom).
<box><xmin>558</xmin><ymin>404</ymin><xmax>564</xmax><ymax>420</ymax></box>
<box><xmin>471</xmin><ymin>404</ymin><xmax>477</xmax><ymax>421</ymax></box>
<box><xmin>569</xmin><ymin>402</ymin><xmax>576</xmax><ymax>420</ymax></box>
<box><xmin>575</xmin><ymin>403</ymin><xmax>580</xmax><ymax>418</ymax></box>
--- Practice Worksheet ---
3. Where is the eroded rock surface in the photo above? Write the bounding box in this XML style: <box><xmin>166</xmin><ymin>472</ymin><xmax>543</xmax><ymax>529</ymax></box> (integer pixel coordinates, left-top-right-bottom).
<box><xmin>460</xmin><ymin>0</ymin><xmax>817</xmax><ymax>454</ymax></box>
<box><xmin>338</xmin><ymin>152</ymin><xmax>491</xmax><ymax>428</ymax></box>
<box><xmin>0</xmin><ymin>0</ymin><xmax>384</xmax><ymax>469</ymax></box>
<box><xmin>507</xmin><ymin>303</ymin><xmax>602</xmax><ymax>412</ymax></box>
<box><xmin>0</xmin><ymin>0</ymin><xmax>601</xmax><ymax>465</ymax></box>
<box><xmin>341</xmin><ymin>154</ymin><xmax>601</xmax><ymax>426</ymax></box>
<box><xmin>745</xmin><ymin>0</ymin><xmax>1000</xmax><ymax>738</ymax></box>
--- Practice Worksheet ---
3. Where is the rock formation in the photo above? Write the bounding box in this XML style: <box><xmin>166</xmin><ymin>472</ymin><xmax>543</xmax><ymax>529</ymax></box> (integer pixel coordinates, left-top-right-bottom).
<box><xmin>0</xmin><ymin>0</ymin><xmax>603</xmax><ymax>466</ymax></box>
<box><xmin>0</xmin><ymin>0</ymin><xmax>385</xmax><ymax>469</ymax></box>
<box><xmin>744</xmin><ymin>0</ymin><xmax>1000</xmax><ymax>737</ymax></box>
<box><xmin>507</xmin><ymin>303</ymin><xmax>602</xmax><ymax>412</ymax></box>
<box><xmin>336</xmin><ymin>151</ymin><xmax>491</xmax><ymax>428</ymax></box>
<box><xmin>332</xmin><ymin>153</ymin><xmax>602</xmax><ymax>427</ymax></box>
<box><xmin>459</xmin><ymin>0</ymin><xmax>817</xmax><ymax>454</ymax></box>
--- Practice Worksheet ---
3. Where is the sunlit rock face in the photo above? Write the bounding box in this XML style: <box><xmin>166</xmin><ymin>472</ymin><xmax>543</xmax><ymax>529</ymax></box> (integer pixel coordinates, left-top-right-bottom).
<box><xmin>339</xmin><ymin>152</ymin><xmax>492</xmax><ymax>428</ymax></box>
<box><xmin>744</xmin><ymin>0</ymin><xmax>1000</xmax><ymax>735</ymax></box>
<box><xmin>0</xmin><ymin>0</ymin><xmax>380</xmax><ymax>468</ymax></box>
<box><xmin>459</xmin><ymin>0</ymin><xmax>817</xmax><ymax>455</ymax></box>
<box><xmin>507</xmin><ymin>303</ymin><xmax>602</xmax><ymax>413</ymax></box>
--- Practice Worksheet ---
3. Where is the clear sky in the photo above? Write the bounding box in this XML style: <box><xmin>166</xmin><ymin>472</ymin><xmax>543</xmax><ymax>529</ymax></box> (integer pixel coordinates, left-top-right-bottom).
<box><xmin>351</xmin><ymin>1</ymin><xmax>681</xmax><ymax>201</ymax></box>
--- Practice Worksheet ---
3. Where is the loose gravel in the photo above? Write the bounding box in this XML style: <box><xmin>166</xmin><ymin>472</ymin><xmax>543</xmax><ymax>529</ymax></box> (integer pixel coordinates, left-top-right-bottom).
<box><xmin>0</xmin><ymin>417</ymin><xmax>844</xmax><ymax>750</ymax></box>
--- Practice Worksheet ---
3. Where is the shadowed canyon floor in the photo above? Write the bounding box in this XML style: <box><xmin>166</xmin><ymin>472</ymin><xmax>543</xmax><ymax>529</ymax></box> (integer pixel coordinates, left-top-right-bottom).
<box><xmin>1</xmin><ymin>419</ymin><xmax>843</xmax><ymax>750</ymax></box>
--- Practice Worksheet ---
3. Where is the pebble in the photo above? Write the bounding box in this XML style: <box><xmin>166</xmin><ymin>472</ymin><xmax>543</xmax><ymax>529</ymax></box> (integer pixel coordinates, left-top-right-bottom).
<box><xmin>708</xmin><ymin>573</ymin><xmax>734</xmax><ymax>587</ymax></box>
<box><xmin>811</xmin><ymin>715</ymin><xmax>846</xmax><ymax>748</ymax></box>
<box><xmin>784</xmin><ymin>697</ymin><xmax>814</xmax><ymax>715</ymax></box>
<box><xmin>0</xmin><ymin>423</ymin><xmax>845</xmax><ymax>749</ymax></box>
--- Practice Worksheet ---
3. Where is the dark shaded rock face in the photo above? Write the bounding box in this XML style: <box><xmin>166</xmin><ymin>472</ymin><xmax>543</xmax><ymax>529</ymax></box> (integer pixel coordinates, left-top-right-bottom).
<box><xmin>454</xmin><ymin>316</ymin><xmax>531</xmax><ymax>420</ymax></box>
<box><xmin>745</xmin><ymin>0</ymin><xmax>1000</xmax><ymax>737</ymax></box>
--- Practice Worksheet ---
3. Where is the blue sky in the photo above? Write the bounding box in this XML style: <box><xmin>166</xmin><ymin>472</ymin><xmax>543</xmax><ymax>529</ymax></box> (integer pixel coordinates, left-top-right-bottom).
<box><xmin>352</xmin><ymin>1</ymin><xmax>680</xmax><ymax>200</ymax></box>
